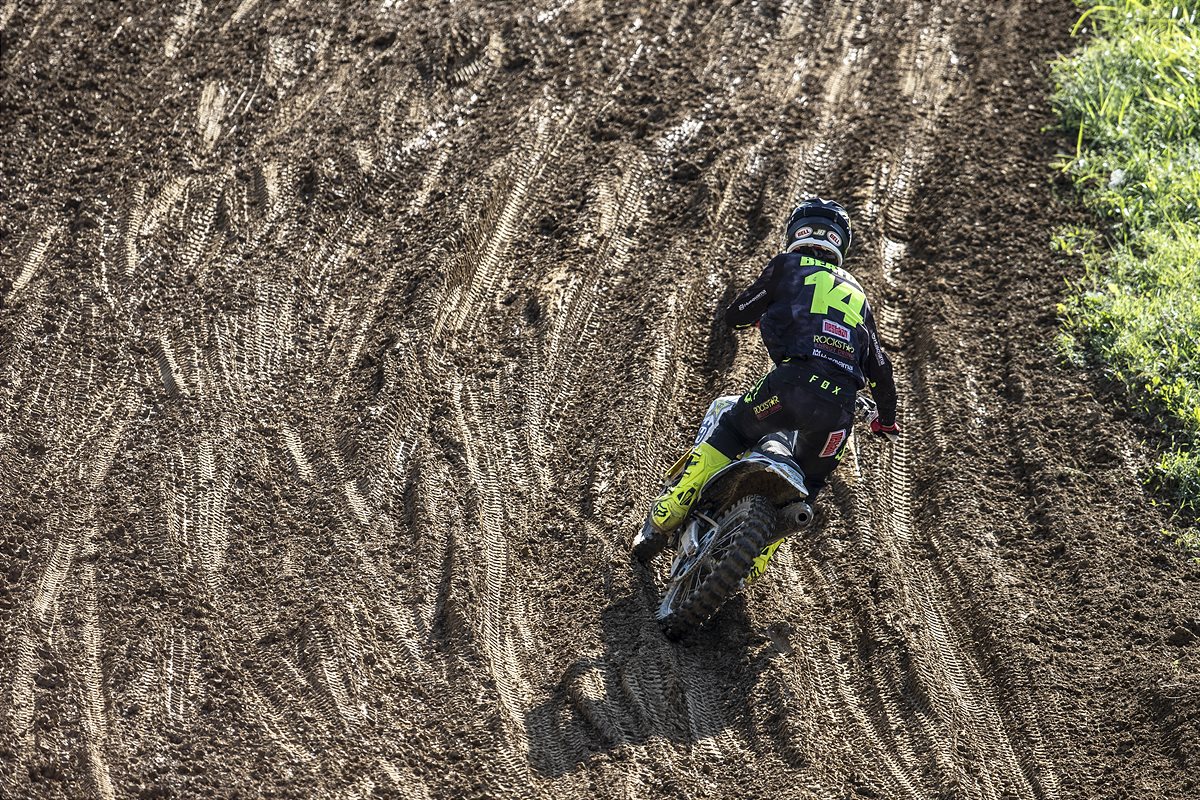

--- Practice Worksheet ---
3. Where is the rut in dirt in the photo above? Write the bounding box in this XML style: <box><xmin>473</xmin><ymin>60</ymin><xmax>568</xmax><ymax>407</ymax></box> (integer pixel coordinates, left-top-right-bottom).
<box><xmin>2</xmin><ymin>1</ymin><xmax>1198</xmax><ymax>799</ymax></box>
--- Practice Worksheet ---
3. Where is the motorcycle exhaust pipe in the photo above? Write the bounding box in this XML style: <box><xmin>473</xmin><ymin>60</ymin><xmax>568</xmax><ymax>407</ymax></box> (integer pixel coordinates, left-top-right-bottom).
<box><xmin>782</xmin><ymin>501</ymin><xmax>814</xmax><ymax>530</ymax></box>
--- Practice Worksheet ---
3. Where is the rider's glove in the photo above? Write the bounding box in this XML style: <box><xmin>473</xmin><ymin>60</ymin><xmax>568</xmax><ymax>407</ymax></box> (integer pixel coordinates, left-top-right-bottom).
<box><xmin>868</xmin><ymin>412</ymin><xmax>900</xmax><ymax>443</ymax></box>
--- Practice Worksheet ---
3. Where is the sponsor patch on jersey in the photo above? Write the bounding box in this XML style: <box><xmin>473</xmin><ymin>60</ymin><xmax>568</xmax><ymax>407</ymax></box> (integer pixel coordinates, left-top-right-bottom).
<box><xmin>811</xmin><ymin>349</ymin><xmax>848</xmax><ymax>366</ymax></box>
<box><xmin>738</xmin><ymin>288</ymin><xmax>767</xmax><ymax>311</ymax></box>
<box><xmin>753</xmin><ymin>395</ymin><xmax>782</xmax><ymax>420</ymax></box>
<box><xmin>814</xmin><ymin>335</ymin><xmax>855</xmax><ymax>354</ymax></box>
<box><xmin>793</xmin><ymin>225</ymin><xmax>812</xmax><ymax>239</ymax></box>
<box><xmin>823</xmin><ymin>319</ymin><xmax>851</xmax><ymax>340</ymax></box>
<box><xmin>828</xmin><ymin>231</ymin><xmax>842</xmax><ymax>246</ymax></box>
<box><xmin>819</xmin><ymin>429</ymin><xmax>847</xmax><ymax>458</ymax></box>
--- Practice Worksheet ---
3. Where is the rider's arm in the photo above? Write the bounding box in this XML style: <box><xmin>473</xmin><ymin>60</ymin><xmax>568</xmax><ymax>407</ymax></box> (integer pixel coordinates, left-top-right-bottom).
<box><xmin>724</xmin><ymin>255</ymin><xmax>785</xmax><ymax>328</ymax></box>
<box><xmin>862</xmin><ymin>305</ymin><xmax>898</xmax><ymax>426</ymax></box>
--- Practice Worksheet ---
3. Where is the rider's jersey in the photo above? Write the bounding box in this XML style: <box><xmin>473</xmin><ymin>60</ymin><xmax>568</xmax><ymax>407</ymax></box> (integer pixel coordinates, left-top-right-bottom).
<box><xmin>724</xmin><ymin>252</ymin><xmax>898</xmax><ymax>425</ymax></box>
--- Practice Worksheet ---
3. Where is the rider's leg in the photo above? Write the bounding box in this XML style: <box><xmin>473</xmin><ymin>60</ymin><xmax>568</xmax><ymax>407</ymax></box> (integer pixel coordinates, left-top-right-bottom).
<box><xmin>646</xmin><ymin>361</ymin><xmax>845</xmax><ymax>536</ymax></box>
<box><xmin>708</xmin><ymin>360</ymin><xmax>853</xmax><ymax>457</ymax></box>
<box><xmin>644</xmin><ymin>369</ymin><xmax>792</xmax><ymax>536</ymax></box>
<box><xmin>794</xmin><ymin>412</ymin><xmax>855</xmax><ymax>501</ymax></box>
<box><xmin>639</xmin><ymin>362</ymin><xmax>856</xmax><ymax>559</ymax></box>
<box><xmin>698</xmin><ymin>361</ymin><xmax>855</xmax><ymax>505</ymax></box>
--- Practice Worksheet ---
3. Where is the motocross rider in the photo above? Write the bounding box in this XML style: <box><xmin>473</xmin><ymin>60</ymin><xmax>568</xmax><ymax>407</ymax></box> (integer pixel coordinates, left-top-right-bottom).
<box><xmin>639</xmin><ymin>198</ymin><xmax>900</xmax><ymax>552</ymax></box>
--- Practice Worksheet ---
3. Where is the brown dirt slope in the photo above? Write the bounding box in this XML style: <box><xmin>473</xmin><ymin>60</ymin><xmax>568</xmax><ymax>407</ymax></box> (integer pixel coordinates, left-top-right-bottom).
<box><xmin>2</xmin><ymin>1</ymin><xmax>1198</xmax><ymax>798</ymax></box>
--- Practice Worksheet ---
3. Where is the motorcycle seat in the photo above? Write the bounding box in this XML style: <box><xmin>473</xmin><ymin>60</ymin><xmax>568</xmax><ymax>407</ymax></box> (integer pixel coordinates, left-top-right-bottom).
<box><xmin>754</xmin><ymin>434</ymin><xmax>804</xmax><ymax>475</ymax></box>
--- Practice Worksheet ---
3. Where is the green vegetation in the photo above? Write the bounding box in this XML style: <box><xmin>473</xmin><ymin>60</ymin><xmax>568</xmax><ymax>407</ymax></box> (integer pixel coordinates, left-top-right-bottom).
<box><xmin>1051</xmin><ymin>1</ymin><xmax>1200</xmax><ymax>530</ymax></box>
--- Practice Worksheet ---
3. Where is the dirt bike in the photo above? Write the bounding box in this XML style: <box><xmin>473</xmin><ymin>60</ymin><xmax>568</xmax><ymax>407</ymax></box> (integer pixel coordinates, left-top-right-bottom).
<box><xmin>633</xmin><ymin>393</ymin><xmax>877</xmax><ymax>641</ymax></box>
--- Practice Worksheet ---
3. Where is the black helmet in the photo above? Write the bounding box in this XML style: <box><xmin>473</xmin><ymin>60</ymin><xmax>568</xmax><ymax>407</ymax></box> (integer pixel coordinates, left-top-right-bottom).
<box><xmin>783</xmin><ymin>198</ymin><xmax>853</xmax><ymax>266</ymax></box>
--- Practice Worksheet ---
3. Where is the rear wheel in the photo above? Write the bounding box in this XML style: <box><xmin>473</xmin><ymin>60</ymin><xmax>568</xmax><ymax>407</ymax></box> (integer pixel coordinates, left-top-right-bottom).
<box><xmin>657</xmin><ymin>495</ymin><xmax>776</xmax><ymax>641</ymax></box>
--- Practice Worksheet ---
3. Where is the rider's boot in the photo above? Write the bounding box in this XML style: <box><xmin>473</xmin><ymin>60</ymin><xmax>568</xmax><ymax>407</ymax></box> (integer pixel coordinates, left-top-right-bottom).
<box><xmin>634</xmin><ymin>442</ymin><xmax>731</xmax><ymax>562</ymax></box>
<box><xmin>651</xmin><ymin>442</ymin><xmax>732</xmax><ymax>531</ymax></box>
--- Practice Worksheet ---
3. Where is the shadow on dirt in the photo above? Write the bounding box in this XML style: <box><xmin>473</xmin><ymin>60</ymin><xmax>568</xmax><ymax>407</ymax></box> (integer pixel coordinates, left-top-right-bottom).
<box><xmin>525</xmin><ymin>565</ymin><xmax>770</xmax><ymax>777</ymax></box>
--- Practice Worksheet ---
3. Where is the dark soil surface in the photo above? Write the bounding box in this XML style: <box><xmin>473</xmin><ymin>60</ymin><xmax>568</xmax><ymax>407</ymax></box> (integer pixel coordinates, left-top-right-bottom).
<box><xmin>3</xmin><ymin>1</ymin><xmax>1199</xmax><ymax>798</ymax></box>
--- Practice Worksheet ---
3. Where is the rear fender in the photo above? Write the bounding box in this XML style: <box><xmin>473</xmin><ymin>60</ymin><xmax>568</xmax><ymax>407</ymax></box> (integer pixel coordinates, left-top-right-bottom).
<box><xmin>700</xmin><ymin>455</ymin><xmax>808</xmax><ymax>517</ymax></box>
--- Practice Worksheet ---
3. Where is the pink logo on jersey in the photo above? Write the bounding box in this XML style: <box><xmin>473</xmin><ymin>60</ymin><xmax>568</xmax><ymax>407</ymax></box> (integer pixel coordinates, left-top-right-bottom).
<box><xmin>823</xmin><ymin>319</ymin><xmax>851</xmax><ymax>340</ymax></box>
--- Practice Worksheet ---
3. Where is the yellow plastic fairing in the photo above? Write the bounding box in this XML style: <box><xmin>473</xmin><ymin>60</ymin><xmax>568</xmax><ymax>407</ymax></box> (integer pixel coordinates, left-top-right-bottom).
<box><xmin>747</xmin><ymin>538</ymin><xmax>785</xmax><ymax>584</ymax></box>
<box><xmin>662</xmin><ymin>451</ymin><xmax>692</xmax><ymax>483</ymax></box>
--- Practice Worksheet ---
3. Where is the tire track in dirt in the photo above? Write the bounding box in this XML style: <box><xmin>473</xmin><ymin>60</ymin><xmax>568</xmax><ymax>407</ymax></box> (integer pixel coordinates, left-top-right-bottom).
<box><xmin>524</xmin><ymin>147</ymin><xmax>650</xmax><ymax>492</ymax></box>
<box><xmin>5</xmin><ymin>385</ymin><xmax>136</xmax><ymax>788</ymax></box>
<box><xmin>7</xmin><ymin>222</ymin><xmax>59</xmax><ymax>301</ymax></box>
<box><xmin>404</xmin><ymin>81</ymin><xmax>598</xmax><ymax>788</ymax></box>
<box><xmin>829</xmin><ymin>4</ymin><xmax>1064</xmax><ymax>796</ymax></box>
<box><xmin>78</xmin><ymin>539</ymin><xmax>117</xmax><ymax>800</ymax></box>
<box><xmin>446</xmin><ymin>377</ymin><xmax>539</xmax><ymax>766</ymax></box>
<box><xmin>409</xmin><ymin>18</ymin><xmax>679</xmax><ymax>789</ymax></box>
<box><xmin>839</xmin><ymin>5</ymin><xmax>993</xmax><ymax>791</ymax></box>
<box><xmin>430</xmin><ymin>101</ymin><xmax>576</xmax><ymax>343</ymax></box>
<box><xmin>783</xmin><ymin>554</ymin><xmax>930</xmax><ymax>797</ymax></box>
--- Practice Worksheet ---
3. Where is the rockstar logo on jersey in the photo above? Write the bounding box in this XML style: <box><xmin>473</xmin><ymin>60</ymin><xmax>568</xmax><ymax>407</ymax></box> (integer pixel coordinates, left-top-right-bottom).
<box><xmin>753</xmin><ymin>395</ymin><xmax>781</xmax><ymax>419</ymax></box>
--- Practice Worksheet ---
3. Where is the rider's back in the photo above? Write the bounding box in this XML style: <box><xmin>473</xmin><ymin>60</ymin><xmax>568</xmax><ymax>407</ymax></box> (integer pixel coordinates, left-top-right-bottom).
<box><xmin>751</xmin><ymin>253</ymin><xmax>883</xmax><ymax>391</ymax></box>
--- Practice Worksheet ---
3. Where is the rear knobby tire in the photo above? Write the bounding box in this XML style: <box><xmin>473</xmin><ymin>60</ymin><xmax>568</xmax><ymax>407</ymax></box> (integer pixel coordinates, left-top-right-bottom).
<box><xmin>659</xmin><ymin>495</ymin><xmax>776</xmax><ymax>641</ymax></box>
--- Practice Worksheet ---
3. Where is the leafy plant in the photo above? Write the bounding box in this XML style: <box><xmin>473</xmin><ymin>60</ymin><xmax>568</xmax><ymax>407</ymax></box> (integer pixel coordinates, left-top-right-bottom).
<box><xmin>1052</xmin><ymin>0</ymin><xmax>1200</xmax><ymax>526</ymax></box>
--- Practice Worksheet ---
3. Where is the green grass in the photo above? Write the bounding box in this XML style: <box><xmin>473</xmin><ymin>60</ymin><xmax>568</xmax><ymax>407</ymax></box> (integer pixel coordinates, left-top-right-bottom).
<box><xmin>1052</xmin><ymin>1</ymin><xmax>1200</xmax><ymax>533</ymax></box>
